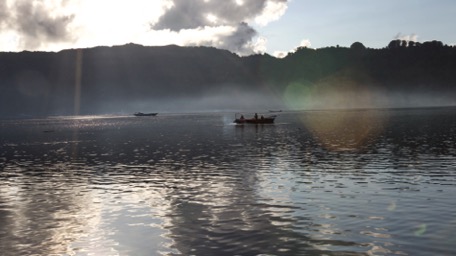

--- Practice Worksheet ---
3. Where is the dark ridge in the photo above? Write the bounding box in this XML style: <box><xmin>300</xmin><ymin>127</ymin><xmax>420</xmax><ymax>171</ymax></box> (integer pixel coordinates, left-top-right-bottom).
<box><xmin>1</xmin><ymin>41</ymin><xmax>455</xmax><ymax>117</ymax></box>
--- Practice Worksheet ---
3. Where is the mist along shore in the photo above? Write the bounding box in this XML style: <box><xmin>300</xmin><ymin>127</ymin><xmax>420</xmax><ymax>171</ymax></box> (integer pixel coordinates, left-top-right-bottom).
<box><xmin>1</xmin><ymin>40</ymin><xmax>456</xmax><ymax>118</ymax></box>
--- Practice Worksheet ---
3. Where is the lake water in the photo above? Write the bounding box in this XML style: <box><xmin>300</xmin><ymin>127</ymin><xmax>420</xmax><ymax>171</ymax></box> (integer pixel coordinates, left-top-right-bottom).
<box><xmin>1</xmin><ymin>108</ymin><xmax>455</xmax><ymax>256</ymax></box>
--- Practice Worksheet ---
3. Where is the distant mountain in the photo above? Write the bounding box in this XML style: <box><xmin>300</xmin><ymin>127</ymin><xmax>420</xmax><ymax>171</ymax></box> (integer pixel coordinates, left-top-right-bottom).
<box><xmin>1</xmin><ymin>41</ymin><xmax>455</xmax><ymax>117</ymax></box>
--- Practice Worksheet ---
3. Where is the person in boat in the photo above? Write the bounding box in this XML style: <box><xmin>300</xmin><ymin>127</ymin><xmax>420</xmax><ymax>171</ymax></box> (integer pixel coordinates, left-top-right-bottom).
<box><xmin>254</xmin><ymin>113</ymin><xmax>258</xmax><ymax>119</ymax></box>
<box><xmin>260</xmin><ymin>115</ymin><xmax>264</xmax><ymax>120</ymax></box>
<box><xmin>240</xmin><ymin>115</ymin><xmax>245</xmax><ymax>120</ymax></box>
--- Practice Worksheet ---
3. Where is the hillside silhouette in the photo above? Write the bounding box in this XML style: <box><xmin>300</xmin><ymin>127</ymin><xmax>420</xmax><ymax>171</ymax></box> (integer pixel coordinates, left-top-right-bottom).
<box><xmin>1</xmin><ymin>41</ymin><xmax>455</xmax><ymax>117</ymax></box>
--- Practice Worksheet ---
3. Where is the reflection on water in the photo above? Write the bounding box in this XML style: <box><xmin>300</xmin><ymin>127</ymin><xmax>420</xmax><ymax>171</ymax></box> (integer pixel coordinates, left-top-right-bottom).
<box><xmin>1</xmin><ymin>109</ymin><xmax>456</xmax><ymax>255</ymax></box>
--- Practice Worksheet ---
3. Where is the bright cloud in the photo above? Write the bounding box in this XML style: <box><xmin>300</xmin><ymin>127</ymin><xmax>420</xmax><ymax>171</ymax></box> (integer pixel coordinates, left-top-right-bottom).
<box><xmin>254</xmin><ymin>0</ymin><xmax>288</xmax><ymax>26</ymax></box>
<box><xmin>0</xmin><ymin>0</ymin><xmax>289</xmax><ymax>55</ymax></box>
<box><xmin>298</xmin><ymin>39</ymin><xmax>311</xmax><ymax>48</ymax></box>
<box><xmin>394</xmin><ymin>33</ymin><xmax>418</xmax><ymax>42</ymax></box>
<box><xmin>273</xmin><ymin>38</ymin><xmax>312</xmax><ymax>58</ymax></box>
<box><xmin>273</xmin><ymin>50</ymin><xmax>288</xmax><ymax>58</ymax></box>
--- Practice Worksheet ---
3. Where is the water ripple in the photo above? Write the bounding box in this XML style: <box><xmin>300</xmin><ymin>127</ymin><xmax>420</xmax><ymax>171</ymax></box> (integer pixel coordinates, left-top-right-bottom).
<box><xmin>1</xmin><ymin>109</ymin><xmax>456</xmax><ymax>255</ymax></box>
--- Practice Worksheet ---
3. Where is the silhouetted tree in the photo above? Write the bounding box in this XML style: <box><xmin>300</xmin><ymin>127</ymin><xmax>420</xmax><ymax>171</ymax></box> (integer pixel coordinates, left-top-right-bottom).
<box><xmin>350</xmin><ymin>42</ymin><xmax>366</xmax><ymax>51</ymax></box>
<box><xmin>387</xmin><ymin>40</ymin><xmax>402</xmax><ymax>49</ymax></box>
<box><xmin>401</xmin><ymin>40</ymin><xmax>408</xmax><ymax>47</ymax></box>
<box><xmin>422</xmin><ymin>40</ymin><xmax>444</xmax><ymax>49</ymax></box>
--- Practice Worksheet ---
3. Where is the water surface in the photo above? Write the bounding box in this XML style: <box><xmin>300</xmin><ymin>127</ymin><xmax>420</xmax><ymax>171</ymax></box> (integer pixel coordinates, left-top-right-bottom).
<box><xmin>1</xmin><ymin>108</ymin><xmax>455</xmax><ymax>255</ymax></box>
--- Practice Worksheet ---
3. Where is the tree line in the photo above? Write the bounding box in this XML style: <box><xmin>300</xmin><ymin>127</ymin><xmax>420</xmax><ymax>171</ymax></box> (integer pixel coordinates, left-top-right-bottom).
<box><xmin>0</xmin><ymin>40</ymin><xmax>455</xmax><ymax>117</ymax></box>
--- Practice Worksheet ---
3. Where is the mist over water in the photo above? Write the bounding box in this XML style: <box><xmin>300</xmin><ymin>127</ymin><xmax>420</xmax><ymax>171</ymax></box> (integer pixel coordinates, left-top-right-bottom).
<box><xmin>69</xmin><ymin>87</ymin><xmax>456</xmax><ymax>117</ymax></box>
<box><xmin>115</xmin><ymin>89</ymin><xmax>287</xmax><ymax>114</ymax></box>
<box><xmin>1</xmin><ymin>107</ymin><xmax>455</xmax><ymax>255</ymax></box>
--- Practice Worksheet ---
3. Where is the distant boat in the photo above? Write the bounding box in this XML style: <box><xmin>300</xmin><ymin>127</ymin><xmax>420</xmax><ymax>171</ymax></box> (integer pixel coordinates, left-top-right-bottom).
<box><xmin>234</xmin><ymin>113</ymin><xmax>276</xmax><ymax>124</ymax></box>
<box><xmin>134</xmin><ymin>112</ymin><xmax>158</xmax><ymax>117</ymax></box>
<box><xmin>269</xmin><ymin>110</ymin><xmax>282</xmax><ymax>113</ymax></box>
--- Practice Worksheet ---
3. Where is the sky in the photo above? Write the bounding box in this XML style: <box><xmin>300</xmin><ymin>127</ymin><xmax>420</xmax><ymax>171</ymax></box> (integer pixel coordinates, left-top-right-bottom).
<box><xmin>0</xmin><ymin>0</ymin><xmax>455</xmax><ymax>57</ymax></box>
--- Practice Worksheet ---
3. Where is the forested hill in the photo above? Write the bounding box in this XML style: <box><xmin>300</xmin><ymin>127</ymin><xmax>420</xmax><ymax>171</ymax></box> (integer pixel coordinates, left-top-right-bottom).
<box><xmin>259</xmin><ymin>40</ymin><xmax>456</xmax><ymax>93</ymax></box>
<box><xmin>0</xmin><ymin>40</ymin><xmax>455</xmax><ymax>117</ymax></box>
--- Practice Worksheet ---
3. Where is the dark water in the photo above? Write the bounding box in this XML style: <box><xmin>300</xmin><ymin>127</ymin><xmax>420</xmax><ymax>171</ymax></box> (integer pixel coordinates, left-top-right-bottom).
<box><xmin>1</xmin><ymin>108</ymin><xmax>455</xmax><ymax>256</ymax></box>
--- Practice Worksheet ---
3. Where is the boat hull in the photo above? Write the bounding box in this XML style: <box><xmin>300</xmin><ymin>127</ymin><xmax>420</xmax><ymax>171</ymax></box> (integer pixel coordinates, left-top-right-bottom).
<box><xmin>234</xmin><ymin>118</ymin><xmax>275</xmax><ymax>124</ymax></box>
<box><xmin>134</xmin><ymin>112</ymin><xmax>158</xmax><ymax>117</ymax></box>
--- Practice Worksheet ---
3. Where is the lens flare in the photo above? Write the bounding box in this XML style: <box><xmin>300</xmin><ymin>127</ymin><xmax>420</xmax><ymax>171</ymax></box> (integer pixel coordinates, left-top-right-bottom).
<box><xmin>283</xmin><ymin>80</ymin><xmax>315</xmax><ymax>110</ymax></box>
<box><xmin>301</xmin><ymin>110</ymin><xmax>387</xmax><ymax>151</ymax></box>
<box><xmin>283</xmin><ymin>70</ymin><xmax>389</xmax><ymax>151</ymax></box>
<box><xmin>414</xmin><ymin>224</ymin><xmax>427</xmax><ymax>236</ymax></box>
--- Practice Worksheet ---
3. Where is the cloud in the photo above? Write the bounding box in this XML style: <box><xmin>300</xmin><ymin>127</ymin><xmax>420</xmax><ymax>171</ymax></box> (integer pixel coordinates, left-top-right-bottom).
<box><xmin>165</xmin><ymin>23</ymin><xmax>266</xmax><ymax>55</ymax></box>
<box><xmin>273</xmin><ymin>51</ymin><xmax>287</xmax><ymax>58</ymax></box>
<box><xmin>254</xmin><ymin>0</ymin><xmax>288</xmax><ymax>26</ymax></box>
<box><xmin>0</xmin><ymin>0</ymin><xmax>289</xmax><ymax>55</ymax></box>
<box><xmin>215</xmin><ymin>22</ymin><xmax>258</xmax><ymax>55</ymax></box>
<box><xmin>0</xmin><ymin>0</ymin><xmax>76</xmax><ymax>50</ymax></box>
<box><xmin>273</xmin><ymin>38</ymin><xmax>312</xmax><ymax>58</ymax></box>
<box><xmin>0</xmin><ymin>1</ymin><xmax>8</xmax><ymax>23</ymax></box>
<box><xmin>150</xmin><ymin>0</ymin><xmax>288</xmax><ymax>55</ymax></box>
<box><xmin>152</xmin><ymin>0</ymin><xmax>287</xmax><ymax>30</ymax></box>
<box><xmin>394</xmin><ymin>33</ymin><xmax>418</xmax><ymax>42</ymax></box>
<box><xmin>298</xmin><ymin>39</ymin><xmax>311</xmax><ymax>48</ymax></box>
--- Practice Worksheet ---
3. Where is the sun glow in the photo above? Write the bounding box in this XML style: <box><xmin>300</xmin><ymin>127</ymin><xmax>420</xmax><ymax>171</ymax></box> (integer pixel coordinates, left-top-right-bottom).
<box><xmin>73</xmin><ymin>0</ymin><xmax>167</xmax><ymax>48</ymax></box>
<box><xmin>206</xmin><ymin>13</ymin><xmax>218</xmax><ymax>23</ymax></box>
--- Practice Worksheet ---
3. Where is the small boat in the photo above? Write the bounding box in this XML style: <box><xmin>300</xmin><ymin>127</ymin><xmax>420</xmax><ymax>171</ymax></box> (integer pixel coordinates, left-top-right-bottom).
<box><xmin>234</xmin><ymin>113</ymin><xmax>276</xmax><ymax>124</ymax></box>
<box><xmin>134</xmin><ymin>112</ymin><xmax>158</xmax><ymax>117</ymax></box>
